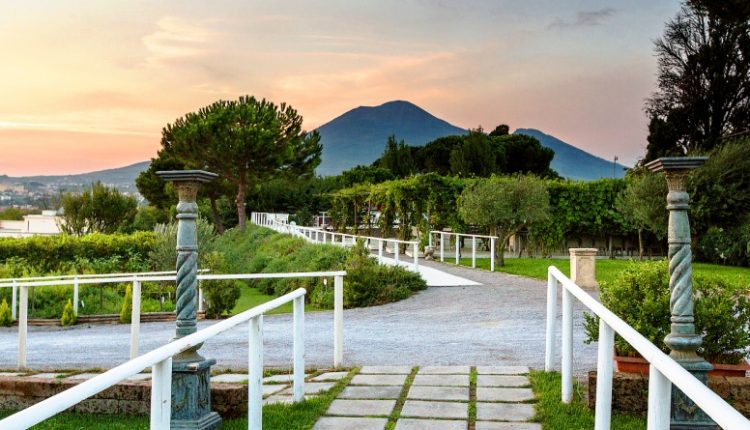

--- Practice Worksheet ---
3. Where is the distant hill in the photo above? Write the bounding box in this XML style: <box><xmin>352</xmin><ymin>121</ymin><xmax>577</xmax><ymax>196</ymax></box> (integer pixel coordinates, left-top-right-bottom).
<box><xmin>316</xmin><ymin>100</ymin><xmax>467</xmax><ymax>176</ymax></box>
<box><xmin>513</xmin><ymin>129</ymin><xmax>628</xmax><ymax>180</ymax></box>
<box><xmin>316</xmin><ymin>100</ymin><xmax>629</xmax><ymax>180</ymax></box>
<box><xmin>0</xmin><ymin>161</ymin><xmax>149</xmax><ymax>193</ymax></box>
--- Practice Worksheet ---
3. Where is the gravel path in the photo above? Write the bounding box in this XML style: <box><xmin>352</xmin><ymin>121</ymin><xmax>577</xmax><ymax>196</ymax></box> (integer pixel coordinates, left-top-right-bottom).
<box><xmin>0</xmin><ymin>260</ymin><xmax>598</xmax><ymax>373</ymax></box>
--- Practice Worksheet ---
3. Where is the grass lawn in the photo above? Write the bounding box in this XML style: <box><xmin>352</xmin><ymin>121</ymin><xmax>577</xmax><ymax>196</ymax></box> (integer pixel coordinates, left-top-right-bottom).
<box><xmin>231</xmin><ymin>286</ymin><xmax>324</xmax><ymax>315</ymax></box>
<box><xmin>0</xmin><ymin>369</ymin><xmax>354</xmax><ymax>429</ymax></box>
<box><xmin>529</xmin><ymin>370</ymin><xmax>645</xmax><ymax>429</ymax></box>
<box><xmin>454</xmin><ymin>256</ymin><xmax>750</xmax><ymax>286</ymax></box>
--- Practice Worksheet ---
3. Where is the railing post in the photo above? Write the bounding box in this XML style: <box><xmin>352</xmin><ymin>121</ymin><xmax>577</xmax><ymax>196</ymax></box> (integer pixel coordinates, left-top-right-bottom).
<box><xmin>334</xmin><ymin>276</ymin><xmax>344</xmax><ymax>367</ymax></box>
<box><xmin>595</xmin><ymin>320</ymin><xmax>615</xmax><ymax>430</ymax></box>
<box><xmin>378</xmin><ymin>239</ymin><xmax>384</xmax><ymax>263</ymax></box>
<box><xmin>646</xmin><ymin>365</ymin><xmax>671</xmax><ymax>430</ymax></box>
<box><xmin>130</xmin><ymin>277</ymin><xmax>141</xmax><ymax>359</ymax></box>
<box><xmin>428</xmin><ymin>232</ymin><xmax>433</xmax><ymax>248</ymax></box>
<box><xmin>440</xmin><ymin>232</ymin><xmax>445</xmax><ymax>262</ymax></box>
<box><xmin>455</xmin><ymin>235</ymin><xmax>460</xmax><ymax>265</ymax></box>
<box><xmin>18</xmin><ymin>285</ymin><xmax>28</xmax><ymax>369</ymax></box>
<box><xmin>545</xmin><ymin>270</ymin><xmax>557</xmax><ymax>371</ymax></box>
<box><xmin>73</xmin><ymin>276</ymin><xmax>79</xmax><ymax>315</ymax></box>
<box><xmin>472</xmin><ymin>236</ymin><xmax>476</xmax><ymax>268</ymax></box>
<box><xmin>150</xmin><ymin>357</ymin><xmax>172</xmax><ymax>430</ymax></box>
<box><xmin>394</xmin><ymin>240</ymin><xmax>400</xmax><ymax>264</ymax></box>
<box><xmin>490</xmin><ymin>238</ymin><xmax>496</xmax><ymax>272</ymax></box>
<box><xmin>561</xmin><ymin>287</ymin><xmax>573</xmax><ymax>403</ymax></box>
<box><xmin>198</xmin><ymin>281</ymin><xmax>204</xmax><ymax>313</ymax></box>
<box><xmin>293</xmin><ymin>295</ymin><xmax>305</xmax><ymax>402</ymax></box>
<box><xmin>11</xmin><ymin>279</ymin><xmax>17</xmax><ymax>321</ymax></box>
<box><xmin>248</xmin><ymin>315</ymin><xmax>263</xmax><ymax>430</ymax></box>
<box><xmin>413</xmin><ymin>242</ymin><xmax>419</xmax><ymax>271</ymax></box>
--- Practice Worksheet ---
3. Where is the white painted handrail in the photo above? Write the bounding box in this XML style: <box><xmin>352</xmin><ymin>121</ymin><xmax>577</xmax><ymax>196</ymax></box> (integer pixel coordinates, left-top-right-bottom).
<box><xmin>0</xmin><ymin>288</ymin><xmax>308</xmax><ymax>430</ymax></box>
<box><xmin>7</xmin><ymin>270</ymin><xmax>347</xmax><ymax>369</ymax></box>
<box><xmin>429</xmin><ymin>230</ymin><xmax>497</xmax><ymax>271</ymax></box>
<box><xmin>252</xmin><ymin>211</ymin><xmax>420</xmax><ymax>272</ymax></box>
<box><xmin>545</xmin><ymin>266</ymin><xmax>750</xmax><ymax>430</ymax></box>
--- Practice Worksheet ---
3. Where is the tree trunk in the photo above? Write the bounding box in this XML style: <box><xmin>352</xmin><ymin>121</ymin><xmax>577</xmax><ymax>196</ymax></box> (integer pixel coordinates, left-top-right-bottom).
<box><xmin>608</xmin><ymin>235</ymin><xmax>614</xmax><ymax>259</ymax></box>
<box><xmin>208</xmin><ymin>192</ymin><xmax>225</xmax><ymax>234</ymax></box>
<box><xmin>638</xmin><ymin>229</ymin><xmax>644</xmax><ymax>260</ymax></box>
<box><xmin>236</xmin><ymin>175</ymin><xmax>247</xmax><ymax>232</ymax></box>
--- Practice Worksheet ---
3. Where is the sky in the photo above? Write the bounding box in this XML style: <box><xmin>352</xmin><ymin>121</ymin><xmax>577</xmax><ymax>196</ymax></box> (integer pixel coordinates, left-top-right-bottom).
<box><xmin>0</xmin><ymin>0</ymin><xmax>682</xmax><ymax>176</ymax></box>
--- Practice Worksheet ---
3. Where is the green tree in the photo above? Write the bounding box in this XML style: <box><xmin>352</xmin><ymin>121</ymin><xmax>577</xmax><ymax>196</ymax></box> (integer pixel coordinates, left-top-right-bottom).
<box><xmin>457</xmin><ymin>175</ymin><xmax>549</xmax><ymax>266</ymax></box>
<box><xmin>375</xmin><ymin>136</ymin><xmax>417</xmax><ymax>177</ymax></box>
<box><xmin>0</xmin><ymin>207</ymin><xmax>25</xmax><ymax>221</ymax></box>
<box><xmin>488</xmin><ymin>124</ymin><xmax>510</xmax><ymax>136</ymax></box>
<box><xmin>340</xmin><ymin>165</ymin><xmax>394</xmax><ymax>187</ymax></box>
<box><xmin>616</xmin><ymin>170</ymin><xmax>668</xmax><ymax>258</ymax></box>
<box><xmin>644</xmin><ymin>2</ymin><xmax>750</xmax><ymax>160</ymax></box>
<box><xmin>161</xmin><ymin>96</ymin><xmax>321</xmax><ymax>231</ymax></box>
<box><xmin>59</xmin><ymin>182</ymin><xmax>137</xmax><ymax>235</ymax></box>
<box><xmin>449</xmin><ymin>131</ymin><xmax>497</xmax><ymax>177</ymax></box>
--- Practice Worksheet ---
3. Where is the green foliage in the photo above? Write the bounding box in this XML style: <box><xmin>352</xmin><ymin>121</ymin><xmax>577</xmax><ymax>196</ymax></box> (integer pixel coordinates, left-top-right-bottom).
<box><xmin>149</xmin><ymin>218</ymin><xmax>219</xmax><ymax>271</ymax></box>
<box><xmin>59</xmin><ymin>182</ymin><xmax>138</xmax><ymax>235</ymax></box>
<box><xmin>375</xmin><ymin>135</ymin><xmax>417</xmax><ymax>177</ymax></box>
<box><xmin>161</xmin><ymin>95</ymin><xmax>321</xmax><ymax>231</ymax></box>
<box><xmin>120</xmin><ymin>285</ymin><xmax>132</xmax><ymax>323</ymax></box>
<box><xmin>696</xmin><ymin>223</ymin><xmax>750</xmax><ymax>266</ymax></box>
<box><xmin>60</xmin><ymin>299</ymin><xmax>77</xmax><ymax>326</ymax></box>
<box><xmin>246</xmin><ymin>176</ymin><xmax>342</xmax><ymax>224</ymax></box>
<box><xmin>0</xmin><ymin>207</ymin><xmax>28</xmax><ymax>221</ymax></box>
<box><xmin>583</xmin><ymin>260</ymin><xmax>750</xmax><ymax>363</ymax></box>
<box><xmin>200</xmin><ymin>251</ymin><xmax>241</xmax><ymax>318</ymax></box>
<box><xmin>340</xmin><ymin>165</ymin><xmax>395</xmax><ymax>187</ymax></box>
<box><xmin>616</xmin><ymin>170</ymin><xmax>667</xmax><ymax>239</ymax></box>
<box><xmin>0</xmin><ymin>298</ymin><xmax>12</xmax><ymax>327</ymax></box>
<box><xmin>130</xmin><ymin>206</ymin><xmax>169</xmax><ymax>232</ymax></box>
<box><xmin>0</xmin><ymin>232</ymin><xmax>155</xmax><ymax>273</ymax></box>
<box><xmin>458</xmin><ymin>175</ymin><xmax>549</xmax><ymax>264</ymax></box>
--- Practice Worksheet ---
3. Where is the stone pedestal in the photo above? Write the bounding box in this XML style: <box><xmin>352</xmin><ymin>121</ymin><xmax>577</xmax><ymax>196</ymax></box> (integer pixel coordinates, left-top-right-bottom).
<box><xmin>171</xmin><ymin>359</ymin><xmax>222</xmax><ymax>429</ymax></box>
<box><xmin>569</xmin><ymin>248</ymin><xmax>598</xmax><ymax>288</ymax></box>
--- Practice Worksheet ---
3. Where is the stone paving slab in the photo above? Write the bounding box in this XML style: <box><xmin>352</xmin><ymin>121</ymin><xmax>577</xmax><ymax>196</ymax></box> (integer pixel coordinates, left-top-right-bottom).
<box><xmin>263</xmin><ymin>373</ymin><xmax>310</xmax><ymax>383</ymax></box>
<box><xmin>477</xmin><ymin>387</ymin><xmax>535</xmax><ymax>402</ymax></box>
<box><xmin>477</xmin><ymin>375</ymin><xmax>529</xmax><ymax>387</ymax></box>
<box><xmin>340</xmin><ymin>385</ymin><xmax>403</xmax><ymax>399</ymax></box>
<box><xmin>275</xmin><ymin>382</ymin><xmax>336</xmax><ymax>395</ymax></box>
<box><xmin>476</xmin><ymin>366</ymin><xmax>530</xmax><ymax>375</ymax></box>
<box><xmin>126</xmin><ymin>373</ymin><xmax>152</xmax><ymax>381</ymax></box>
<box><xmin>263</xmin><ymin>394</ymin><xmax>312</xmax><ymax>405</ymax></box>
<box><xmin>212</xmin><ymin>373</ymin><xmax>249</xmax><ymax>383</ymax></box>
<box><xmin>313</xmin><ymin>417</ymin><xmax>388</xmax><ymax>430</ymax></box>
<box><xmin>312</xmin><ymin>371</ymin><xmax>349</xmax><ymax>382</ymax></box>
<box><xmin>400</xmin><ymin>400</ymin><xmax>468</xmax><ymax>419</ymax></box>
<box><xmin>327</xmin><ymin>399</ymin><xmax>396</xmax><ymax>417</ymax></box>
<box><xmin>412</xmin><ymin>374</ymin><xmax>469</xmax><ymax>387</ymax></box>
<box><xmin>475</xmin><ymin>423</ymin><xmax>542</xmax><ymax>430</ymax></box>
<box><xmin>407</xmin><ymin>386</ymin><xmax>469</xmax><ymax>401</ymax></box>
<box><xmin>476</xmin><ymin>402</ymin><xmax>535</xmax><ymax>422</ymax></box>
<box><xmin>27</xmin><ymin>373</ymin><xmax>63</xmax><ymax>379</ymax></box>
<box><xmin>395</xmin><ymin>418</ymin><xmax>467</xmax><ymax>430</ymax></box>
<box><xmin>0</xmin><ymin>372</ymin><xmax>22</xmax><ymax>377</ymax></box>
<box><xmin>419</xmin><ymin>365</ymin><xmax>470</xmax><ymax>375</ymax></box>
<box><xmin>359</xmin><ymin>366</ymin><xmax>412</xmax><ymax>374</ymax></box>
<box><xmin>351</xmin><ymin>374</ymin><xmax>408</xmax><ymax>386</ymax></box>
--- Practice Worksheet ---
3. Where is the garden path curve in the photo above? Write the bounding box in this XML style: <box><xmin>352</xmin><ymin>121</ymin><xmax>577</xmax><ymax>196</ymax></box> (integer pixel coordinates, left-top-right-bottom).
<box><xmin>0</xmin><ymin>260</ymin><xmax>598</xmax><ymax>373</ymax></box>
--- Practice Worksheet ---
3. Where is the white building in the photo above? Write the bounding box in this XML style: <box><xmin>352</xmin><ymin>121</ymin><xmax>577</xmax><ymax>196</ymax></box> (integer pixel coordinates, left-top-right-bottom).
<box><xmin>0</xmin><ymin>210</ymin><xmax>61</xmax><ymax>238</ymax></box>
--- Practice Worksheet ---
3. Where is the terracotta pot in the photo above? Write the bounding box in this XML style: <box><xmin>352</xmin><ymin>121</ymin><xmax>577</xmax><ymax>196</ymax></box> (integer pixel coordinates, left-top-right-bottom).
<box><xmin>614</xmin><ymin>355</ymin><xmax>750</xmax><ymax>377</ymax></box>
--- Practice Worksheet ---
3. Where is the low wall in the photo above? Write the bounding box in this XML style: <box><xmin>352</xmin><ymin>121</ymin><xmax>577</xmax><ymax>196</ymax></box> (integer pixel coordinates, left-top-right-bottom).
<box><xmin>0</xmin><ymin>376</ymin><xmax>249</xmax><ymax>418</ymax></box>
<box><xmin>588</xmin><ymin>371</ymin><xmax>750</xmax><ymax>418</ymax></box>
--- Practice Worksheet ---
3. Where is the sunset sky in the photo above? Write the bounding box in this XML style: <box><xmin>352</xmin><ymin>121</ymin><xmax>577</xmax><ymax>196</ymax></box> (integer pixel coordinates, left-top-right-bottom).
<box><xmin>0</xmin><ymin>0</ymin><xmax>681</xmax><ymax>176</ymax></box>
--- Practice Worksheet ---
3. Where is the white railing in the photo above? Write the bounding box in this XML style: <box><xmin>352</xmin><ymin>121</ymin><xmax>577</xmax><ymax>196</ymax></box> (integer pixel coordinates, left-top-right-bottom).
<box><xmin>0</xmin><ymin>288</ymin><xmax>308</xmax><ymax>430</ymax></box>
<box><xmin>1</xmin><ymin>270</ymin><xmax>347</xmax><ymax>369</ymax></box>
<box><xmin>545</xmin><ymin>266</ymin><xmax>750</xmax><ymax>430</ymax></box>
<box><xmin>252</xmin><ymin>212</ymin><xmax>420</xmax><ymax>272</ymax></box>
<box><xmin>0</xmin><ymin>270</ymin><xmax>209</xmax><ymax>321</ymax></box>
<box><xmin>429</xmin><ymin>230</ymin><xmax>498</xmax><ymax>271</ymax></box>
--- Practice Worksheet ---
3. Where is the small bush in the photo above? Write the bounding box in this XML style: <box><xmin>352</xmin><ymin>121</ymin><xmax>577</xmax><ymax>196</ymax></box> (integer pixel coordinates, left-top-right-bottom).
<box><xmin>120</xmin><ymin>285</ymin><xmax>133</xmax><ymax>323</ymax></box>
<box><xmin>584</xmin><ymin>260</ymin><xmax>750</xmax><ymax>364</ymax></box>
<box><xmin>201</xmin><ymin>251</ymin><xmax>241</xmax><ymax>318</ymax></box>
<box><xmin>60</xmin><ymin>299</ymin><xmax>77</xmax><ymax>326</ymax></box>
<box><xmin>0</xmin><ymin>298</ymin><xmax>12</xmax><ymax>327</ymax></box>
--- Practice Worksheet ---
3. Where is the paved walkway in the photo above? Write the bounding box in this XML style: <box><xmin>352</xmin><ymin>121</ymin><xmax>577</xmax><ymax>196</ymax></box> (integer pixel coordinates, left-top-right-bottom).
<box><xmin>0</xmin><ymin>259</ymin><xmax>598</xmax><ymax>373</ymax></box>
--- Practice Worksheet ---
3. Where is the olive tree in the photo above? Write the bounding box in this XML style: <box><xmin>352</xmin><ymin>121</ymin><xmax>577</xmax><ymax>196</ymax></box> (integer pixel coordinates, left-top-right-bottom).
<box><xmin>457</xmin><ymin>175</ymin><xmax>549</xmax><ymax>266</ymax></box>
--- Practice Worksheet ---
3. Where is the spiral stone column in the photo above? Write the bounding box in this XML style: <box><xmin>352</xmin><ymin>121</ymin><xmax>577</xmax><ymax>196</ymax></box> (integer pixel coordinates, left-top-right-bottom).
<box><xmin>156</xmin><ymin>170</ymin><xmax>221</xmax><ymax>430</ymax></box>
<box><xmin>646</xmin><ymin>157</ymin><xmax>716</xmax><ymax>429</ymax></box>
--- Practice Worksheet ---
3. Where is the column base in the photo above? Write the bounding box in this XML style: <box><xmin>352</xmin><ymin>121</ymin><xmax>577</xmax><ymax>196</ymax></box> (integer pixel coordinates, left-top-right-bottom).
<box><xmin>171</xmin><ymin>358</ymin><xmax>222</xmax><ymax>430</ymax></box>
<box><xmin>670</xmin><ymin>364</ymin><xmax>718</xmax><ymax>430</ymax></box>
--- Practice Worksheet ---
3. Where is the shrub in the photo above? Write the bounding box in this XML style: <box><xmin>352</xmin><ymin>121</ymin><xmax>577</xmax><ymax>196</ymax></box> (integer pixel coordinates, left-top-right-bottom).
<box><xmin>0</xmin><ymin>298</ymin><xmax>12</xmax><ymax>327</ymax></box>
<box><xmin>584</xmin><ymin>260</ymin><xmax>750</xmax><ymax>364</ymax></box>
<box><xmin>696</xmin><ymin>224</ymin><xmax>750</xmax><ymax>267</ymax></box>
<box><xmin>60</xmin><ymin>299</ymin><xmax>77</xmax><ymax>326</ymax></box>
<box><xmin>201</xmin><ymin>251</ymin><xmax>241</xmax><ymax>318</ymax></box>
<box><xmin>120</xmin><ymin>285</ymin><xmax>133</xmax><ymax>323</ymax></box>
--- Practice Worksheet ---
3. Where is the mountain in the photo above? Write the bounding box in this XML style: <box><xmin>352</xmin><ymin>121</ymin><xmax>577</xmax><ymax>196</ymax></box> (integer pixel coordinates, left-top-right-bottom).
<box><xmin>513</xmin><ymin>129</ymin><xmax>627</xmax><ymax>180</ymax></box>
<box><xmin>0</xmin><ymin>161</ymin><xmax>149</xmax><ymax>193</ymax></box>
<box><xmin>316</xmin><ymin>100</ymin><xmax>467</xmax><ymax>176</ymax></box>
<box><xmin>315</xmin><ymin>100</ymin><xmax>629</xmax><ymax>180</ymax></box>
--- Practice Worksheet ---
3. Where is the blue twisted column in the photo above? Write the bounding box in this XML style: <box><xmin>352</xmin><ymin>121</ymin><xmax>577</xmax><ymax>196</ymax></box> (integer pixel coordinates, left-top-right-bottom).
<box><xmin>156</xmin><ymin>170</ymin><xmax>221</xmax><ymax>430</ymax></box>
<box><xmin>646</xmin><ymin>158</ymin><xmax>715</xmax><ymax>430</ymax></box>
